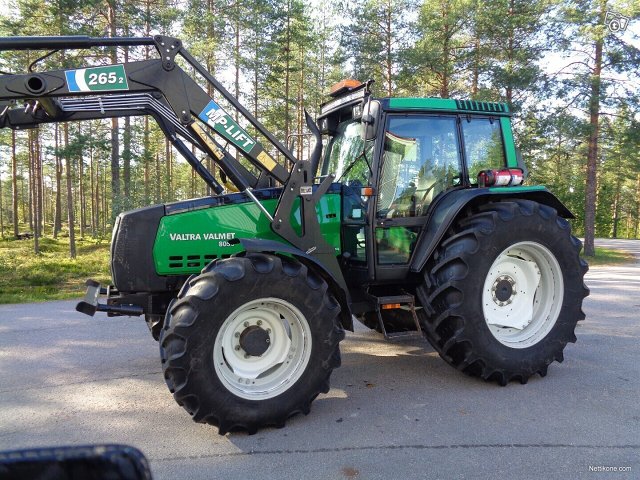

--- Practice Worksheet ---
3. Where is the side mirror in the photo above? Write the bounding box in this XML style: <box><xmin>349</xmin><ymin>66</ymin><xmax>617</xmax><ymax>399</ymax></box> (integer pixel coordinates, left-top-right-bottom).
<box><xmin>0</xmin><ymin>444</ymin><xmax>153</xmax><ymax>480</ymax></box>
<box><xmin>361</xmin><ymin>99</ymin><xmax>380</xmax><ymax>141</ymax></box>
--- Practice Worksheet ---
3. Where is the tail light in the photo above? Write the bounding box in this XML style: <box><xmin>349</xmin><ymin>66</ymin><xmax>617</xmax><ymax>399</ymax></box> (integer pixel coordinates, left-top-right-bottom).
<box><xmin>477</xmin><ymin>168</ymin><xmax>524</xmax><ymax>187</ymax></box>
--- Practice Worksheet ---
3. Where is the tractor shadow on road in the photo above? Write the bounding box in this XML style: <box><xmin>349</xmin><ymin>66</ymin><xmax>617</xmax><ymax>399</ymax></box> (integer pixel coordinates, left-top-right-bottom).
<box><xmin>225</xmin><ymin>328</ymin><xmax>532</xmax><ymax>445</ymax></box>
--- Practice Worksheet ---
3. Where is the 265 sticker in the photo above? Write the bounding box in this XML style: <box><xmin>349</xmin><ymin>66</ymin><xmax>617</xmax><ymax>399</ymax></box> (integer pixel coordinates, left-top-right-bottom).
<box><xmin>65</xmin><ymin>65</ymin><xmax>129</xmax><ymax>92</ymax></box>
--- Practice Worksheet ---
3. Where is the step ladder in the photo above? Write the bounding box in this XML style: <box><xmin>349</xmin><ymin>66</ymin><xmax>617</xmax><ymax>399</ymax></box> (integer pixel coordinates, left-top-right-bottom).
<box><xmin>373</xmin><ymin>294</ymin><xmax>423</xmax><ymax>341</ymax></box>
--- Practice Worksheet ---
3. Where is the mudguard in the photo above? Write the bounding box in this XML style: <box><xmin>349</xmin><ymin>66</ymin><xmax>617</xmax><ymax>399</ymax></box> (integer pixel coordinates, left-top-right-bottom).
<box><xmin>410</xmin><ymin>186</ymin><xmax>574</xmax><ymax>274</ymax></box>
<box><xmin>239</xmin><ymin>238</ymin><xmax>354</xmax><ymax>331</ymax></box>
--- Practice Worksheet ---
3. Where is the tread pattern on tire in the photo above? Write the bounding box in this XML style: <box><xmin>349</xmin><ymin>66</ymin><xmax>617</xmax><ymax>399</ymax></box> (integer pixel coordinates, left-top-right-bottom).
<box><xmin>159</xmin><ymin>253</ymin><xmax>344</xmax><ymax>434</ymax></box>
<box><xmin>416</xmin><ymin>199</ymin><xmax>589</xmax><ymax>386</ymax></box>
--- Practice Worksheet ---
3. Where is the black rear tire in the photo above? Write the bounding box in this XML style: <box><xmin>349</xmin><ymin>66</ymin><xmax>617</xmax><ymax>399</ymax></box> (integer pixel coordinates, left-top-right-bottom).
<box><xmin>417</xmin><ymin>199</ymin><xmax>589</xmax><ymax>385</ymax></box>
<box><xmin>160</xmin><ymin>253</ymin><xmax>344</xmax><ymax>434</ymax></box>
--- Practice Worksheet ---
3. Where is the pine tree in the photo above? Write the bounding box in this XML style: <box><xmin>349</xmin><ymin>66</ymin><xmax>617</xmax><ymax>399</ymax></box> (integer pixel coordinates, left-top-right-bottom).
<box><xmin>403</xmin><ymin>0</ymin><xmax>471</xmax><ymax>97</ymax></box>
<box><xmin>557</xmin><ymin>0</ymin><xmax>640</xmax><ymax>255</ymax></box>
<box><xmin>341</xmin><ymin>0</ymin><xmax>413</xmax><ymax>96</ymax></box>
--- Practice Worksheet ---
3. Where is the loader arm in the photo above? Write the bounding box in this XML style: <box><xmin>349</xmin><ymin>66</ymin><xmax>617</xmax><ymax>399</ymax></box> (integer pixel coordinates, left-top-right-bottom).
<box><xmin>0</xmin><ymin>35</ymin><xmax>345</xmax><ymax>281</ymax></box>
<box><xmin>0</xmin><ymin>35</ymin><xmax>290</xmax><ymax>188</ymax></box>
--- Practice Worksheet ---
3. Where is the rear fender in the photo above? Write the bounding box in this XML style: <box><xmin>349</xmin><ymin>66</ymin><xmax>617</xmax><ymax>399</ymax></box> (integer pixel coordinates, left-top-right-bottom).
<box><xmin>410</xmin><ymin>187</ymin><xmax>574</xmax><ymax>274</ymax></box>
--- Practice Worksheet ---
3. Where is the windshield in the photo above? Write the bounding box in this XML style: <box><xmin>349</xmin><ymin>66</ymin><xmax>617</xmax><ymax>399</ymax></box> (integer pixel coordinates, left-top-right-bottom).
<box><xmin>321</xmin><ymin>119</ymin><xmax>372</xmax><ymax>186</ymax></box>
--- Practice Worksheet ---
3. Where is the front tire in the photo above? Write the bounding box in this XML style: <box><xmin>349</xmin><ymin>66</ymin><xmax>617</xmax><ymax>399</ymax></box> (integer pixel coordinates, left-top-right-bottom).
<box><xmin>160</xmin><ymin>253</ymin><xmax>344</xmax><ymax>434</ymax></box>
<box><xmin>418</xmin><ymin>200</ymin><xmax>589</xmax><ymax>385</ymax></box>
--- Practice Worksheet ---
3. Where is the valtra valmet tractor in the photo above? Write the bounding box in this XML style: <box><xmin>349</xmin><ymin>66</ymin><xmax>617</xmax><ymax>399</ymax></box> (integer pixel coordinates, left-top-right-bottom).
<box><xmin>0</xmin><ymin>36</ymin><xmax>589</xmax><ymax>434</ymax></box>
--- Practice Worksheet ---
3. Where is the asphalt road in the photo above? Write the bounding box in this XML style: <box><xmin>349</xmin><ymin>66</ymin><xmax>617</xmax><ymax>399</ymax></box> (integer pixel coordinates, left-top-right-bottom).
<box><xmin>1</xmin><ymin>239</ymin><xmax>639</xmax><ymax>479</ymax></box>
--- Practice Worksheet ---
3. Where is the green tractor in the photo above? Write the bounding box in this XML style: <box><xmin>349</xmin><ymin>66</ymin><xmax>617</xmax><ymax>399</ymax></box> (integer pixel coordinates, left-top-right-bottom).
<box><xmin>0</xmin><ymin>36</ymin><xmax>588</xmax><ymax>434</ymax></box>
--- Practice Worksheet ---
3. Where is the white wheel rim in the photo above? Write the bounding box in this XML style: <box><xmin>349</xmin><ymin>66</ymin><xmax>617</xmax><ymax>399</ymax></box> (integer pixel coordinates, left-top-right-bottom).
<box><xmin>213</xmin><ymin>298</ymin><xmax>312</xmax><ymax>400</ymax></box>
<box><xmin>482</xmin><ymin>241</ymin><xmax>564</xmax><ymax>348</ymax></box>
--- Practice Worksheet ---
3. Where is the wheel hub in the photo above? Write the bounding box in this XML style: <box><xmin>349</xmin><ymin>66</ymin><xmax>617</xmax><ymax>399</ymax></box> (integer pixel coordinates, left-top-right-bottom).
<box><xmin>492</xmin><ymin>275</ymin><xmax>516</xmax><ymax>306</ymax></box>
<box><xmin>482</xmin><ymin>242</ymin><xmax>564</xmax><ymax>348</ymax></box>
<box><xmin>239</xmin><ymin>325</ymin><xmax>270</xmax><ymax>356</ymax></box>
<box><xmin>213</xmin><ymin>298</ymin><xmax>311</xmax><ymax>400</ymax></box>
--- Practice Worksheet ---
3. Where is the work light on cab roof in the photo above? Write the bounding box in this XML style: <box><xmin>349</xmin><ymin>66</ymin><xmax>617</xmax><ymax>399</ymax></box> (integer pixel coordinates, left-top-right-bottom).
<box><xmin>329</xmin><ymin>79</ymin><xmax>363</xmax><ymax>97</ymax></box>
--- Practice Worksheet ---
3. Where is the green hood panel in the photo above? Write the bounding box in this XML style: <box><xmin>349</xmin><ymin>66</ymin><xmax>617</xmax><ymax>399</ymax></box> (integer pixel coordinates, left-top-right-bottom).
<box><xmin>153</xmin><ymin>194</ymin><xmax>342</xmax><ymax>275</ymax></box>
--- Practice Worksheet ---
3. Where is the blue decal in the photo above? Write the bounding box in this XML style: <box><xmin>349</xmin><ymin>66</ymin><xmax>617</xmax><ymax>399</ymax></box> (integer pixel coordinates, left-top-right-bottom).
<box><xmin>198</xmin><ymin>100</ymin><xmax>220</xmax><ymax>123</ymax></box>
<box><xmin>65</xmin><ymin>71</ymin><xmax>80</xmax><ymax>92</ymax></box>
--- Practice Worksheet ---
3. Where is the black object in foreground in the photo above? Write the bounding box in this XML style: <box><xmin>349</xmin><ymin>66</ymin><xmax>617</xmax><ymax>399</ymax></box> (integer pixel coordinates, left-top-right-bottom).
<box><xmin>0</xmin><ymin>444</ymin><xmax>153</xmax><ymax>480</ymax></box>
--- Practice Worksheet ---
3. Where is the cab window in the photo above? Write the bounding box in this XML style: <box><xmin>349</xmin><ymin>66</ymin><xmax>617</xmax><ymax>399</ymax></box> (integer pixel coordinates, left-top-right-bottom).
<box><xmin>377</xmin><ymin>116</ymin><xmax>461</xmax><ymax>218</ymax></box>
<box><xmin>462</xmin><ymin>118</ymin><xmax>506</xmax><ymax>184</ymax></box>
<box><xmin>322</xmin><ymin>119</ymin><xmax>372</xmax><ymax>186</ymax></box>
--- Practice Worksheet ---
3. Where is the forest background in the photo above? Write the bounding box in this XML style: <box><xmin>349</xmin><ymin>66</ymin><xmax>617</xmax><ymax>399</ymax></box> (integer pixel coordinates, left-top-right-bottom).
<box><xmin>0</xmin><ymin>0</ymin><xmax>638</xmax><ymax>301</ymax></box>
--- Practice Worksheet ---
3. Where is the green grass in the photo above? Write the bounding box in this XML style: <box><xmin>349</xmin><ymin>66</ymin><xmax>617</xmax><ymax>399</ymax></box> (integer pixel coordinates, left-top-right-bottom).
<box><xmin>0</xmin><ymin>235</ymin><xmax>110</xmax><ymax>304</ymax></box>
<box><xmin>0</xmin><ymin>231</ymin><xmax>634</xmax><ymax>304</ymax></box>
<box><xmin>582</xmin><ymin>247</ymin><xmax>636</xmax><ymax>266</ymax></box>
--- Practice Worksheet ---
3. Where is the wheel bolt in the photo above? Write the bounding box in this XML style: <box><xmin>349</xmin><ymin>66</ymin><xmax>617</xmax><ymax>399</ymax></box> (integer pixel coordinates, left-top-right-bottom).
<box><xmin>267</xmin><ymin>328</ymin><xmax>271</xmax><ymax>334</ymax></box>
<box><xmin>244</xmin><ymin>353</ymin><xmax>250</xmax><ymax>359</ymax></box>
<box><xmin>235</xmin><ymin>345</ymin><xmax>241</xmax><ymax>351</ymax></box>
<box><xmin>257</xmin><ymin>320</ymin><xmax>262</xmax><ymax>326</ymax></box>
<box><xmin>234</xmin><ymin>332</ymin><xmax>240</xmax><ymax>338</ymax></box>
<box><xmin>266</xmin><ymin>338</ymin><xmax>270</xmax><ymax>344</ymax></box>
<box><xmin>244</xmin><ymin>321</ymin><xmax>250</xmax><ymax>327</ymax></box>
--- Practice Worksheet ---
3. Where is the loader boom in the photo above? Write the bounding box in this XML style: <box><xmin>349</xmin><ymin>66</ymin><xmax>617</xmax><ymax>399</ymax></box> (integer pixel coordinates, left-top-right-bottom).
<box><xmin>0</xmin><ymin>35</ymin><xmax>344</xmax><ymax>282</ymax></box>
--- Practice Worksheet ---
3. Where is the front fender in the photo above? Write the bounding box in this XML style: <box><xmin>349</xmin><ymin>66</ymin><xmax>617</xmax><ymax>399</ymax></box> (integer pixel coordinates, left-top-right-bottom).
<box><xmin>239</xmin><ymin>238</ymin><xmax>353</xmax><ymax>331</ymax></box>
<box><xmin>410</xmin><ymin>186</ymin><xmax>574</xmax><ymax>274</ymax></box>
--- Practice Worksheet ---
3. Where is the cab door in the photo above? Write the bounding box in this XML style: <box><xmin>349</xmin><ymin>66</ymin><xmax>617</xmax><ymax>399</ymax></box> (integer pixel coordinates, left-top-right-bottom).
<box><xmin>374</xmin><ymin>114</ymin><xmax>463</xmax><ymax>281</ymax></box>
<box><xmin>373</xmin><ymin>113</ymin><xmax>511</xmax><ymax>281</ymax></box>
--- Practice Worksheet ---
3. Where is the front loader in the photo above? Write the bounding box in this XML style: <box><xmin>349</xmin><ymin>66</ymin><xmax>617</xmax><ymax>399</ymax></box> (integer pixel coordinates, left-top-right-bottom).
<box><xmin>0</xmin><ymin>36</ymin><xmax>589</xmax><ymax>434</ymax></box>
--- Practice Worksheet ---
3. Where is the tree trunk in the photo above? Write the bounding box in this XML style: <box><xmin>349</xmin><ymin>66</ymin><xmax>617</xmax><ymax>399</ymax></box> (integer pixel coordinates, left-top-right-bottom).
<box><xmin>284</xmin><ymin>1</ymin><xmax>291</xmax><ymax>149</ymax></box>
<box><xmin>27</xmin><ymin>132</ymin><xmax>33</xmax><ymax>231</ymax></box>
<box><xmin>583</xmin><ymin>26</ymin><xmax>604</xmax><ymax>256</ymax></box>
<box><xmin>108</xmin><ymin>0</ymin><xmax>120</xmax><ymax>222</ymax></box>
<box><xmin>123</xmin><ymin>116</ymin><xmax>131</xmax><ymax>209</ymax></box>
<box><xmin>11</xmin><ymin>129</ymin><xmax>18</xmax><ymax>238</ymax></box>
<box><xmin>89</xmin><ymin>123</ymin><xmax>96</xmax><ymax>237</ymax></box>
<box><xmin>35</xmin><ymin>130</ymin><xmax>43</xmax><ymax>251</ymax></box>
<box><xmin>143</xmin><ymin>116</ymin><xmax>150</xmax><ymax>205</ymax></box>
<box><xmin>166</xmin><ymin>138</ymin><xmax>172</xmax><ymax>202</ymax></box>
<box><xmin>64</xmin><ymin>124</ymin><xmax>76</xmax><ymax>258</ymax></box>
<box><xmin>78</xmin><ymin>125</ymin><xmax>85</xmax><ymax>239</ymax></box>
<box><xmin>53</xmin><ymin>125</ymin><xmax>62</xmax><ymax>238</ymax></box>
<box><xmin>110</xmin><ymin>119</ymin><xmax>120</xmax><ymax>222</ymax></box>
<box><xmin>95</xmin><ymin>149</ymin><xmax>101</xmax><ymax>236</ymax></box>
<box><xmin>103</xmin><ymin>160</ymin><xmax>108</xmax><ymax>232</ymax></box>
<box><xmin>20</xmin><ymin>160</ymin><xmax>26</xmax><ymax>227</ymax></box>
<box><xmin>297</xmin><ymin>45</ymin><xmax>304</xmax><ymax>160</ymax></box>
<box><xmin>441</xmin><ymin>3</ymin><xmax>450</xmax><ymax>98</ymax></box>
<box><xmin>155</xmin><ymin>152</ymin><xmax>161</xmax><ymax>203</ymax></box>
<box><xmin>253</xmin><ymin>33</ymin><xmax>259</xmax><ymax>119</ymax></box>
<box><xmin>472</xmin><ymin>34</ymin><xmax>479</xmax><ymax>97</ymax></box>
<box><xmin>143</xmin><ymin>9</ymin><xmax>152</xmax><ymax>206</ymax></box>
<box><xmin>123</xmin><ymin>44</ymin><xmax>131</xmax><ymax>211</ymax></box>
<box><xmin>385</xmin><ymin>0</ymin><xmax>393</xmax><ymax>96</ymax></box>
<box><xmin>611</xmin><ymin>190</ymin><xmax>619</xmax><ymax>238</ymax></box>
<box><xmin>505</xmin><ymin>0</ymin><xmax>515</xmax><ymax>105</ymax></box>
<box><xmin>191</xmin><ymin>143</ymin><xmax>197</xmax><ymax>198</ymax></box>
<box><xmin>31</xmin><ymin>132</ymin><xmax>39</xmax><ymax>253</ymax></box>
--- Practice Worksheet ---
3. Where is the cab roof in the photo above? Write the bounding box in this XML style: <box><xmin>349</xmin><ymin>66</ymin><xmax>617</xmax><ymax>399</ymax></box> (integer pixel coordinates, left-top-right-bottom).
<box><xmin>382</xmin><ymin>97</ymin><xmax>511</xmax><ymax>116</ymax></box>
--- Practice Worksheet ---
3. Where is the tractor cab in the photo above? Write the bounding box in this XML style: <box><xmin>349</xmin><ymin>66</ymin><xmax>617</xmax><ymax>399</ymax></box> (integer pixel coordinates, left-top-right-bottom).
<box><xmin>317</xmin><ymin>80</ymin><xmax>523</xmax><ymax>289</ymax></box>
